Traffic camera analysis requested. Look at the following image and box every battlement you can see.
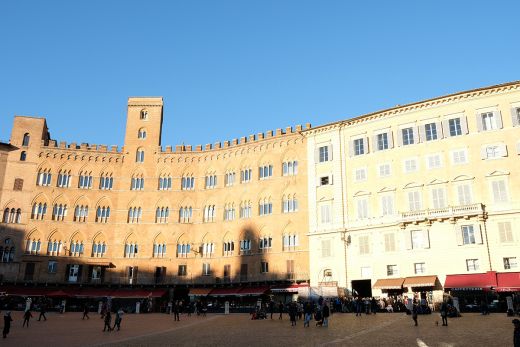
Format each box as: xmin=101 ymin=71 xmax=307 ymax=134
xmin=42 ymin=139 xmax=123 ymax=154
xmin=160 ymin=123 xmax=311 ymax=153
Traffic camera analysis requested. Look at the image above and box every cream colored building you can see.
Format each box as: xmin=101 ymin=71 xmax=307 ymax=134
xmin=0 ymin=98 xmax=310 ymax=294
xmin=304 ymin=81 xmax=520 ymax=301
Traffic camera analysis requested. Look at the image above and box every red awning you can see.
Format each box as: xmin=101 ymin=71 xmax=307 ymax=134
xmin=496 ymin=272 xmax=520 ymax=292
xmin=444 ymin=271 xmax=498 ymax=290
xmin=238 ymin=286 xmax=270 ymax=296
xmin=110 ymin=289 xmax=166 ymax=298
xmin=271 ymin=284 xmax=309 ymax=293
xmin=189 ymin=288 xmax=213 ymax=296
xmin=209 ymin=287 xmax=242 ymax=296
xmin=75 ymin=288 xmax=114 ymax=298
xmin=46 ymin=290 xmax=71 ymax=297
xmin=1 ymin=286 xmax=50 ymax=297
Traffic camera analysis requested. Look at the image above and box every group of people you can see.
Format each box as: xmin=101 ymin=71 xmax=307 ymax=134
xmin=101 ymin=307 xmax=125 ymax=332
xmin=256 ymin=297 xmax=331 ymax=327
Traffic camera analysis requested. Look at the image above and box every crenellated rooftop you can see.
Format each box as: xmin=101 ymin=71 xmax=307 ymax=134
xmin=41 ymin=139 xmax=123 ymax=154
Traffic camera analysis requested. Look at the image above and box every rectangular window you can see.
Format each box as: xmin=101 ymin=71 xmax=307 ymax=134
xmin=414 ymin=262 xmax=426 ymax=274
xmin=407 ymin=191 xmax=421 ymax=211
xmin=378 ymin=163 xmax=391 ymax=177
xmin=286 ymin=260 xmax=295 ymax=278
xmin=321 ymin=239 xmax=331 ymax=257
xmin=404 ymin=158 xmax=417 ymax=173
xmin=202 ymin=263 xmax=211 ymax=276
xmin=492 ymin=180 xmax=508 ymax=203
xmin=504 ymin=257 xmax=518 ymax=270
xmin=461 ymin=225 xmax=476 ymax=245
xmin=449 ymin=118 xmax=462 ymax=136
xmin=14 ymin=178 xmax=24 ymax=191
xmin=411 ymin=229 xmax=428 ymax=249
xmin=431 ymin=187 xmax=446 ymax=209
xmin=466 ymin=259 xmax=479 ymax=271
xmin=427 ymin=154 xmax=442 ymax=169
xmin=320 ymin=176 xmax=330 ymax=186
xmin=354 ymin=168 xmax=367 ymax=181
xmin=360 ymin=266 xmax=372 ymax=279
xmin=481 ymin=112 xmax=497 ymax=131
xmin=402 ymin=127 xmax=414 ymax=146
xmin=178 ymin=265 xmax=187 ymax=276
xmin=457 ymin=184 xmax=472 ymax=205
xmin=381 ymin=195 xmax=394 ymax=216
xmin=425 ymin=123 xmax=438 ymax=141
xmin=386 ymin=265 xmax=398 ymax=276
xmin=354 ymin=138 xmax=365 ymax=156
xmin=498 ymin=222 xmax=513 ymax=243
xmin=452 ymin=149 xmax=468 ymax=165
xmin=318 ymin=146 xmax=329 ymax=162
xmin=377 ymin=133 xmax=389 ymax=151
xmin=356 ymin=198 xmax=368 ymax=219
xmin=260 ymin=261 xmax=269 ymax=273
xmin=320 ymin=204 xmax=331 ymax=224
xmin=48 ymin=261 xmax=58 ymax=273
xmin=384 ymin=233 xmax=396 ymax=252
xmin=358 ymin=235 xmax=370 ymax=255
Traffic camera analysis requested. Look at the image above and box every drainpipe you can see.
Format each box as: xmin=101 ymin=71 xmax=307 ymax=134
xmin=481 ymin=209 xmax=492 ymax=271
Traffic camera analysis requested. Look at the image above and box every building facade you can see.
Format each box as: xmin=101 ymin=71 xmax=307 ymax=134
xmin=0 ymin=98 xmax=310 ymax=291
xmin=305 ymin=81 xmax=520 ymax=301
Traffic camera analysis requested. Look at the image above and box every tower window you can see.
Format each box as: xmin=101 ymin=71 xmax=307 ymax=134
xmin=22 ymin=133 xmax=30 ymax=146
xmin=140 ymin=109 xmax=148 ymax=120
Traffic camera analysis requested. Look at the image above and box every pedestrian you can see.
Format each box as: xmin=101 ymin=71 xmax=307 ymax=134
xmin=22 ymin=309 xmax=33 ymax=327
xmin=322 ymin=302 xmax=330 ymax=327
xmin=278 ymin=301 xmax=284 ymax=320
xmin=113 ymin=308 xmax=124 ymax=331
xmin=412 ymin=302 xmax=418 ymax=326
xmin=38 ymin=302 xmax=47 ymax=321
xmin=371 ymin=297 xmax=378 ymax=315
xmin=173 ymin=301 xmax=180 ymax=321
xmin=103 ymin=311 xmax=112 ymax=332
xmin=355 ymin=297 xmax=362 ymax=317
xmin=512 ymin=319 xmax=520 ymax=347
xmin=3 ymin=311 xmax=13 ymax=338
xmin=304 ymin=302 xmax=313 ymax=327
xmin=289 ymin=302 xmax=297 ymax=326
xmin=83 ymin=303 xmax=90 ymax=320
xmin=440 ymin=300 xmax=448 ymax=326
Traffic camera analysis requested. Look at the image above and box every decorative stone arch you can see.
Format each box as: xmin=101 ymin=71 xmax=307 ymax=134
xmin=72 ymin=194 xmax=91 ymax=207
xmin=485 ymin=170 xmax=510 ymax=177
xmin=403 ymin=182 xmax=424 ymax=189
xmin=51 ymin=193 xmax=70 ymax=206
xmin=92 ymin=231 xmax=107 ymax=244
xmin=77 ymin=163 xmax=94 ymax=176
xmin=2 ymin=198 xmax=18 ymax=210
xmin=26 ymin=228 xmax=43 ymax=241
xmin=154 ymin=197 xmax=171 ymax=209
xmin=36 ymin=160 xmax=54 ymax=172
xmin=69 ymin=230 xmax=86 ymax=244
xmin=94 ymin=196 xmax=112 ymax=208
xmin=126 ymin=197 xmax=143 ymax=209
xmin=124 ymin=232 xmax=138 ymax=244
xmin=176 ymin=232 xmax=189 ymax=244
xmin=452 ymin=174 xmax=475 ymax=182
xmin=353 ymin=190 xmax=371 ymax=197
xmin=152 ymin=232 xmax=167 ymax=244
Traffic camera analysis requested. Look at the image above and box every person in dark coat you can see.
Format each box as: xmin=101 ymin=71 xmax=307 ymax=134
xmin=3 ymin=312 xmax=13 ymax=338
xmin=322 ymin=302 xmax=330 ymax=327
xmin=412 ymin=303 xmax=418 ymax=326
xmin=103 ymin=311 xmax=112 ymax=332
xmin=289 ymin=302 xmax=297 ymax=326
xmin=278 ymin=301 xmax=284 ymax=320
xmin=83 ymin=303 xmax=90 ymax=320
xmin=355 ymin=297 xmax=362 ymax=317
xmin=513 ymin=319 xmax=520 ymax=347
xmin=303 ymin=302 xmax=313 ymax=327
xmin=22 ymin=309 xmax=33 ymax=327
xmin=440 ymin=301 xmax=448 ymax=326
xmin=38 ymin=302 xmax=47 ymax=321
xmin=173 ymin=301 xmax=180 ymax=321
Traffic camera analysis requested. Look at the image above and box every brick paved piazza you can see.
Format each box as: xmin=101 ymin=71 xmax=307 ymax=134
xmin=1 ymin=311 xmax=515 ymax=347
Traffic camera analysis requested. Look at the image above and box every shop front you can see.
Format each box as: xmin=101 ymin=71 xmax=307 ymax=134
xmin=444 ymin=271 xmax=498 ymax=312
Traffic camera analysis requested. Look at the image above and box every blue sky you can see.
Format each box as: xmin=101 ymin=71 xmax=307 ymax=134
xmin=1 ymin=0 xmax=519 ymax=147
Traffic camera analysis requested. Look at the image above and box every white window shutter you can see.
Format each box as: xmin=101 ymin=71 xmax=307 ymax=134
xmin=475 ymin=113 xmax=483 ymax=132
xmin=517 ymin=141 xmax=520 ymax=154
xmin=372 ymin=134 xmax=378 ymax=152
xmin=455 ymin=226 xmax=463 ymax=246
xmin=418 ymin=125 xmax=425 ymax=143
xmin=404 ymin=230 xmax=412 ymax=250
xmin=412 ymin=126 xmax=418 ymax=144
xmin=436 ymin=121 xmax=444 ymax=139
xmin=495 ymin=110 xmax=503 ymax=129
xmin=364 ymin=137 xmax=369 ymax=154
xmin=442 ymin=120 xmax=449 ymax=137
xmin=512 ymin=107 xmax=520 ymax=127
xmin=475 ymin=225 xmax=483 ymax=244
xmin=314 ymin=148 xmax=319 ymax=163
xmin=388 ymin=131 xmax=394 ymax=149
xmin=349 ymin=140 xmax=354 ymax=157
xmin=461 ymin=115 xmax=469 ymax=134
xmin=397 ymin=129 xmax=403 ymax=147
xmin=499 ymin=144 xmax=508 ymax=157
xmin=480 ymin=146 xmax=488 ymax=160
xmin=424 ymin=229 xmax=430 ymax=249
xmin=328 ymin=145 xmax=333 ymax=160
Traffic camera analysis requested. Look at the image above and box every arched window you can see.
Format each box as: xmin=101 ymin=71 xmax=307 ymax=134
xmin=57 ymin=170 xmax=71 ymax=188
xmin=223 ymin=240 xmax=234 ymax=256
xmin=69 ymin=239 xmax=84 ymax=257
xmin=136 ymin=148 xmax=145 ymax=163
xmin=127 ymin=207 xmax=142 ymax=223
xmin=20 ymin=151 xmax=27 ymax=161
xmin=140 ymin=109 xmax=148 ymax=120
xmin=100 ymin=173 xmax=114 ymax=190
xmin=22 ymin=133 xmax=30 ymax=146
xmin=92 ymin=241 xmax=107 ymax=257
xmin=2 ymin=209 xmax=8 ymax=223
xmin=153 ymin=242 xmax=167 ymax=258
xmin=131 ymin=174 xmax=144 ymax=190
xmin=1 ymin=239 xmax=15 ymax=263
xmin=96 ymin=206 xmax=110 ymax=223
xmin=31 ymin=202 xmax=47 ymax=220
xmin=47 ymin=239 xmax=63 ymax=256
xmin=26 ymin=238 xmax=42 ymax=254
xmin=138 ymin=128 xmax=147 ymax=139
xmin=52 ymin=203 xmax=68 ymax=221
xmin=176 ymin=243 xmax=190 ymax=258
xmin=78 ymin=171 xmax=93 ymax=189
xmin=73 ymin=205 xmax=88 ymax=222
xmin=124 ymin=242 xmax=139 ymax=258
xmin=36 ymin=169 xmax=52 ymax=186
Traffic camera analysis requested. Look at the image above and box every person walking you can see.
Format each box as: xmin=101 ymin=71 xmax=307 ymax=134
xmin=22 ymin=309 xmax=33 ymax=327
xmin=322 ymin=302 xmax=330 ymax=327
xmin=304 ymin=302 xmax=313 ymax=327
xmin=289 ymin=302 xmax=297 ymax=326
xmin=512 ymin=319 xmax=520 ymax=347
xmin=278 ymin=301 xmax=284 ymax=320
xmin=83 ymin=303 xmax=90 ymax=320
xmin=113 ymin=308 xmax=124 ymax=331
xmin=412 ymin=302 xmax=418 ymax=326
xmin=440 ymin=300 xmax=448 ymax=326
xmin=103 ymin=311 xmax=112 ymax=332
xmin=3 ymin=312 xmax=13 ymax=338
xmin=38 ymin=302 xmax=47 ymax=321
xmin=355 ymin=297 xmax=362 ymax=317
xmin=173 ymin=301 xmax=180 ymax=321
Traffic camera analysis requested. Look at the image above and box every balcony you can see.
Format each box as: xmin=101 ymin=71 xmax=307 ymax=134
xmin=400 ymin=203 xmax=485 ymax=226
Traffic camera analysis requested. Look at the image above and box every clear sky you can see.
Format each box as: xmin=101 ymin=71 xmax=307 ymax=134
xmin=1 ymin=0 xmax=519 ymax=147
